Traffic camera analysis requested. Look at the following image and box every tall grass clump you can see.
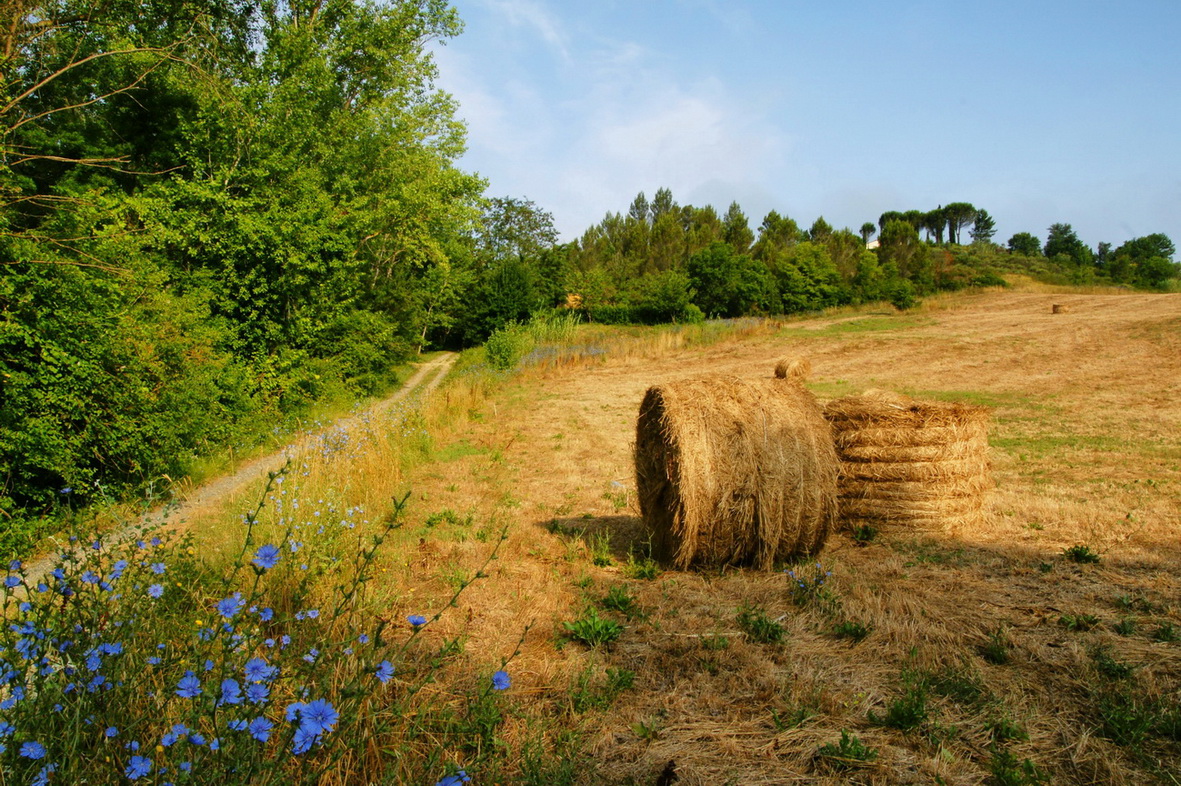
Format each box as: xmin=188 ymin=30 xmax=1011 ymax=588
xmin=483 ymin=311 xmax=583 ymax=372
xmin=0 ymin=470 xmax=525 ymax=785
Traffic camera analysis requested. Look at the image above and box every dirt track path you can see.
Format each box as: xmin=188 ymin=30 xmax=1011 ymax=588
xmin=25 ymin=352 xmax=456 ymax=578
xmin=174 ymin=352 xmax=456 ymax=515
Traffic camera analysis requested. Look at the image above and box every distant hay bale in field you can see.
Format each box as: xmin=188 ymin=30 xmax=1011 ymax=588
xmin=774 ymin=356 xmax=811 ymax=381
xmin=634 ymin=361 xmax=839 ymax=570
xmin=1052 ymin=304 xmax=1069 ymax=314
xmin=824 ymin=392 xmax=991 ymax=532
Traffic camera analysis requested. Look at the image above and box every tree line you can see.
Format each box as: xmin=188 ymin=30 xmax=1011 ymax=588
xmin=471 ymin=191 xmax=1178 ymax=331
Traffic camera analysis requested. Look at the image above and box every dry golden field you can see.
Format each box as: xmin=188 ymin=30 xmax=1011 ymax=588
xmin=188 ymin=290 xmax=1181 ymax=784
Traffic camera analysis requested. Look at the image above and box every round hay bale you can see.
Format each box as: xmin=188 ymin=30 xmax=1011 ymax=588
xmin=824 ymin=392 xmax=991 ymax=532
xmin=634 ymin=368 xmax=838 ymax=570
xmin=774 ymin=356 xmax=811 ymax=381
xmin=1052 ymin=304 xmax=1069 ymax=314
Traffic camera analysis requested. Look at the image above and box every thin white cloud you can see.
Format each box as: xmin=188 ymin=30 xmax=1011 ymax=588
xmin=588 ymin=85 xmax=786 ymax=195
xmin=437 ymin=5 xmax=793 ymax=238
xmin=479 ymin=0 xmax=569 ymax=61
xmin=432 ymin=46 xmax=553 ymax=161
xmin=675 ymin=0 xmax=757 ymax=36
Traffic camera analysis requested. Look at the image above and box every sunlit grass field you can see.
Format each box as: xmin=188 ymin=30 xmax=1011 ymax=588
xmin=9 ymin=287 xmax=1179 ymax=785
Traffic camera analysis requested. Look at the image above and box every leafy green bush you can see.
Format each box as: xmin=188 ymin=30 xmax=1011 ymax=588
xmin=483 ymin=322 xmax=535 ymax=371
xmin=988 ymin=746 xmax=1048 ymax=785
xmin=816 ymin=729 xmax=878 ymax=769
xmin=583 ymin=304 xmax=636 ymax=325
xmin=563 ymin=608 xmax=624 ymax=647
xmin=887 ymin=278 xmax=917 ymax=311
xmin=1062 ymin=544 xmax=1101 ymax=564
xmin=632 ymin=270 xmax=700 ymax=324
xmin=736 ymin=604 xmax=785 ymax=644
xmin=831 ymin=619 xmax=872 ymax=642
xmin=869 ymin=678 xmax=928 ymax=731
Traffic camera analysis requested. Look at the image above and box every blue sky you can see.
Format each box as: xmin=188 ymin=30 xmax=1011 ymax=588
xmin=431 ymin=1 xmax=1180 ymax=250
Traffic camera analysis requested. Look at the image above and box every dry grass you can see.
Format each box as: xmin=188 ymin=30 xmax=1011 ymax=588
xmin=174 ymin=291 xmax=1181 ymax=783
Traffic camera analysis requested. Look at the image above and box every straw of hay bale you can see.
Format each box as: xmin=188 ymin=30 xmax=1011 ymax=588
xmin=774 ymin=356 xmax=811 ymax=381
xmin=839 ymin=496 xmax=984 ymax=520
xmin=840 ymin=477 xmax=993 ymax=501
xmin=1052 ymin=303 xmax=1069 ymax=314
xmin=823 ymin=391 xmax=991 ymax=532
xmin=834 ymin=424 xmax=986 ymax=449
xmin=634 ymin=360 xmax=839 ymax=570
xmin=840 ymin=458 xmax=987 ymax=483
xmin=836 ymin=438 xmax=987 ymax=463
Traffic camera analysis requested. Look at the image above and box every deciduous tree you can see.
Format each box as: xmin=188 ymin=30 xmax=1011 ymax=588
xmin=1007 ymin=232 xmax=1041 ymax=256
xmin=1044 ymin=223 xmax=1093 ymax=267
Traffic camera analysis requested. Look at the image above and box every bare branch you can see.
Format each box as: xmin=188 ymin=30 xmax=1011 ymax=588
xmin=1 ymin=258 xmax=130 ymax=276
xmin=1 ymin=45 xmax=176 ymax=118
xmin=4 ymin=56 xmax=166 ymax=134
xmin=7 ymin=153 xmax=130 ymax=166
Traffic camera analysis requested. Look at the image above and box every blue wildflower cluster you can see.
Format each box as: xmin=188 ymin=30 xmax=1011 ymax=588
xmin=785 ymin=561 xmax=834 ymax=606
xmin=0 ymin=472 xmax=520 ymax=784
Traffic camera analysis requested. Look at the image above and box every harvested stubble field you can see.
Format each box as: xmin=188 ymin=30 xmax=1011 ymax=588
xmin=193 ymin=290 xmax=1181 ymax=784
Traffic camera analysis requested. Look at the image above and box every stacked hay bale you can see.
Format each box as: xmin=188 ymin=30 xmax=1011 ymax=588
xmin=634 ymin=358 xmax=839 ymax=570
xmin=824 ymin=391 xmax=991 ymax=532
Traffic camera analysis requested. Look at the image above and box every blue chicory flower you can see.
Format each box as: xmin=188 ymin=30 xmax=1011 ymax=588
xmin=245 ymin=683 xmax=269 ymax=704
xmin=176 ymin=672 xmax=201 ymax=699
xmin=244 ymin=657 xmax=276 ymax=683
xmin=492 ymin=670 xmax=511 ymax=691
xmin=291 ymin=725 xmax=319 ymax=755
xmin=219 ymin=679 xmax=243 ymax=705
xmin=217 ymin=593 xmax=245 ymax=619
xmin=252 ymin=544 xmax=281 ymax=570
xmin=299 ymin=699 xmax=338 ymax=735
xmin=125 ymin=755 xmax=151 ymax=780
xmin=20 ymin=741 xmax=47 ymax=759
xmin=408 ymin=614 xmax=427 ymax=627
xmin=375 ymin=661 xmax=395 ymax=684
xmin=248 ymin=716 xmax=273 ymax=742
xmin=31 ymin=763 xmax=55 ymax=786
